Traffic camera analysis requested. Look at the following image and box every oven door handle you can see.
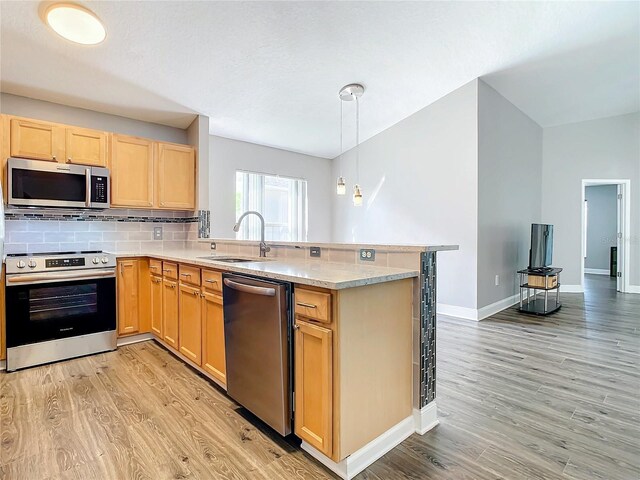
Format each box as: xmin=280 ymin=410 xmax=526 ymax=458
xmin=6 ymin=269 xmax=116 ymax=285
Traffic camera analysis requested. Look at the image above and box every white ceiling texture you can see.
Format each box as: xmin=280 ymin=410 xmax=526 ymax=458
xmin=1 ymin=1 xmax=638 ymax=158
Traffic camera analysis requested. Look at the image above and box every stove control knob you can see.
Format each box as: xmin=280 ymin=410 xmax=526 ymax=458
xmin=101 ymin=257 xmax=110 ymax=264
xmin=28 ymin=259 xmax=37 ymax=268
xmin=92 ymin=257 xmax=100 ymax=265
xmin=16 ymin=260 xmax=26 ymax=269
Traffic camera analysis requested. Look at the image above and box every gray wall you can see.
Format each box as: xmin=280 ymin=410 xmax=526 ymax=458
xmin=0 ymin=93 xmax=188 ymax=144
xmin=477 ymin=80 xmax=543 ymax=308
xmin=585 ymin=185 xmax=618 ymax=271
xmin=331 ymin=80 xmax=479 ymax=309
xmin=209 ymin=135 xmax=333 ymax=242
xmin=542 ymin=113 xmax=639 ymax=287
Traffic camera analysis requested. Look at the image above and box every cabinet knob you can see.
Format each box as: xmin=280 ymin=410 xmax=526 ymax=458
xmin=52 ymin=155 xmax=56 ymax=160
xmin=293 ymin=324 xmax=300 ymax=330
xmin=67 ymin=158 xmax=72 ymax=163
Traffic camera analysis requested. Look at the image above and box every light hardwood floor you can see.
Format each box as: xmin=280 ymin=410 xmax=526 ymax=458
xmin=1 ymin=276 xmax=638 ymax=479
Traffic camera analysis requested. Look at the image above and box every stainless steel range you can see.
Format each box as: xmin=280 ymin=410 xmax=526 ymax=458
xmin=5 ymin=250 xmax=117 ymax=371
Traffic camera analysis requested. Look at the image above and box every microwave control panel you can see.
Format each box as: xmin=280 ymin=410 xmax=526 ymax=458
xmin=91 ymin=176 xmax=108 ymax=203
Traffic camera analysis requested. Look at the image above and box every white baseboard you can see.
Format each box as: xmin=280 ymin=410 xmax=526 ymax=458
xmin=561 ymin=284 xmax=584 ymax=293
xmin=437 ymin=303 xmax=478 ymax=321
xmin=117 ymin=333 xmax=154 ymax=347
xmin=301 ymin=415 xmax=415 ymax=480
xmin=628 ymin=285 xmax=640 ymax=294
xmin=413 ymin=401 xmax=439 ymax=435
xmin=0 ymin=360 xmax=5 ymax=372
xmin=584 ymin=268 xmax=610 ymax=275
xmin=438 ymin=292 xmax=533 ymax=322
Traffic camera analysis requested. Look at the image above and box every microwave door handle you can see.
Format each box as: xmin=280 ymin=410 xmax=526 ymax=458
xmin=85 ymin=168 xmax=91 ymax=207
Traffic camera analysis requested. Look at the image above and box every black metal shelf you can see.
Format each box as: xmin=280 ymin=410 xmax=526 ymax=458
xmin=519 ymin=283 xmax=561 ymax=291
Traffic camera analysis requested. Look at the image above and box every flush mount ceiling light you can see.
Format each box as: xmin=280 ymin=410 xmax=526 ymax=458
xmin=335 ymin=83 xmax=365 ymax=205
xmin=43 ymin=3 xmax=106 ymax=45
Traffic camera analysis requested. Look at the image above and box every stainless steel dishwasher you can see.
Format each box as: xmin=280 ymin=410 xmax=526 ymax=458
xmin=222 ymin=274 xmax=292 ymax=435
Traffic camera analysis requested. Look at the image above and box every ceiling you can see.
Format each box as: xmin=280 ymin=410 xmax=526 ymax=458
xmin=1 ymin=1 xmax=638 ymax=158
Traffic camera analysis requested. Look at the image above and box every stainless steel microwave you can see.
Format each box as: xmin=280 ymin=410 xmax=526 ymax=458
xmin=7 ymin=157 xmax=110 ymax=209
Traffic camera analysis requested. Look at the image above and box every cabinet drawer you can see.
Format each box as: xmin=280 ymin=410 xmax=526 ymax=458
xmin=179 ymin=264 xmax=201 ymax=286
xmin=149 ymin=259 xmax=163 ymax=276
xmin=295 ymin=288 xmax=332 ymax=324
xmin=162 ymin=262 xmax=178 ymax=280
xmin=202 ymin=270 xmax=223 ymax=293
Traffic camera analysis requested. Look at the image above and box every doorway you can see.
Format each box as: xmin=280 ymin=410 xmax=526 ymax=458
xmin=581 ymin=179 xmax=631 ymax=294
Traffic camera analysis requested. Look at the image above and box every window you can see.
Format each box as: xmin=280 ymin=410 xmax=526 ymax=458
xmin=235 ymin=171 xmax=308 ymax=242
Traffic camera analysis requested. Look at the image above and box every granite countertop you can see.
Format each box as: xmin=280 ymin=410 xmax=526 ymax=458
xmin=197 ymin=238 xmax=459 ymax=253
xmin=114 ymin=249 xmax=419 ymax=290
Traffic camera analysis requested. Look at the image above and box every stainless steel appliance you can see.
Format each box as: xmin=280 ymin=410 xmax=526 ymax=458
xmin=5 ymin=250 xmax=117 ymax=371
xmin=223 ymin=274 xmax=292 ymax=435
xmin=7 ymin=157 xmax=110 ymax=209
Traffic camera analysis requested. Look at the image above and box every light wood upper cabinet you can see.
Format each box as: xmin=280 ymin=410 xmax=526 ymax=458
xmin=65 ymin=127 xmax=107 ymax=167
xmin=157 ymin=142 xmax=196 ymax=210
xmin=179 ymin=283 xmax=202 ymax=364
xmin=162 ymin=279 xmax=179 ymax=350
xmin=10 ymin=118 xmax=64 ymax=162
xmin=117 ymin=259 xmax=140 ymax=335
xmin=110 ymin=135 xmax=155 ymax=208
xmin=150 ymin=274 xmax=163 ymax=338
xmin=202 ymin=291 xmax=226 ymax=385
xmin=294 ymin=319 xmax=333 ymax=457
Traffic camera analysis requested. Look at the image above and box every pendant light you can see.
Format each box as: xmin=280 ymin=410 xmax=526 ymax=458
xmin=337 ymin=83 xmax=365 ymax=206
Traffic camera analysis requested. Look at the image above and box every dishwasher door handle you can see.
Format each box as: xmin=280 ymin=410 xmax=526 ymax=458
xmin=224 ymin=278 xmax=276 ymax=296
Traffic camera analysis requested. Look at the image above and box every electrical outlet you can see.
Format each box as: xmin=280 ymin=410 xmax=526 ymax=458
xmin=153 ymin=226 xmax=163 ymax=240
xmin=210 ymin=242 xmax=217 ymax=250
xmin=310 ymin=246 xmax=321 ymax=258
xmin=360 ymin=249 xmax=376 ymax=261
xmin=495 ymin=274 xmax=500 ymax=286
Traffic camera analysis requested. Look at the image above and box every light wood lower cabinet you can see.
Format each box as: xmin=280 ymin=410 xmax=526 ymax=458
xmin=150 ymin=275 xmax=163 ymax=337
xmin=201 ymin=291 xmax=226 ymax=385
xmin=179 ymin=283 xmax=202 ymax=364
xmin=117 ymin=259 xmax=140 ymax=335
xmin=163 ymin=279 xmax=179 ymax=350
xmin=294 ymin=319 xmax=333 ymax=456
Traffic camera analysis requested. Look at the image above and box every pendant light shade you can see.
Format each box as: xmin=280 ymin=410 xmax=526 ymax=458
xmin=353 ymin=184 xmax=363 ymax=207
xmin=337 ymin=176 xmax=346 ymax=195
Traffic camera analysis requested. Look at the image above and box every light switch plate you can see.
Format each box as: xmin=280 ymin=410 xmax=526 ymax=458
xmin=310 ymin=246 xmax=321 ymax=258
xmin=360 ymin=248 xmax=376 ymax=261
xmin=153 ymin=226 xmax=163 ymax=240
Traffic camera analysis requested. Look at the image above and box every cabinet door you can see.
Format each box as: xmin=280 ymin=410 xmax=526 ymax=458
xmin=10 ymin=118 xmax=64 ymax=162
xmin=150 ymin=275 xmax=163 ymax=337
xmin=110 ymin=135 xmax=154 ymax=208
xmin=294 ymin=320 xmax=333 ymax=456
xmin=117 ymin=260 xmax=140 ymax=335
xmin=201 ymin=291 xmax=226 ymax=385
xmin=156 ymin=143 xmax=195 ymax=210
xmin=162 ymin=279 xmax=179 ymax=350
xmin=65 ymin=127 xmax=107 ymax=167
xmin=179 ymin=284 xmax=202 ymax=365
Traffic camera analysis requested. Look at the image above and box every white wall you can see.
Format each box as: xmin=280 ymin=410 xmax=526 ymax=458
xmin=331 ymin=80 xmax=479 ymax=309
xmin=542 ymin=113 xmax=639 ymax=288
xmin=0 ymin=93 xmax=188 ymax=144
xmin=585 ymin=185 xmax=618 ymax=271
xmin=209 ymin=135 xmax=332 ymax=242
xmin=477 ymin=80 xmax=542 ymax=308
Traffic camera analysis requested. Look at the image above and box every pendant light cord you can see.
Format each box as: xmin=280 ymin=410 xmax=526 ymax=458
xmin=339 ymin=99 xmax=343 ymax=175
xmin=355 ymin=94 xmax=360 ymax=184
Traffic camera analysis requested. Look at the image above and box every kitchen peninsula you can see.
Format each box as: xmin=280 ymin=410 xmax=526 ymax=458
xmin=111 ymin=240 xmax=457 ymax=479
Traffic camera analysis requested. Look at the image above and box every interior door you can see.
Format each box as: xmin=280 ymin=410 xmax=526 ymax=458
xmin=616 ymin=184 xmax=624 ymax=292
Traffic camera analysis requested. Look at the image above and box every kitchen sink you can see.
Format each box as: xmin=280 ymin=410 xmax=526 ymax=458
xmin=197 ymin=256 xmax=267 ymax=263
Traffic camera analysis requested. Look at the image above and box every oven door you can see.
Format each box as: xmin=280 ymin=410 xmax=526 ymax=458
xmin=5 ymin=274 xmax=116 ymax=348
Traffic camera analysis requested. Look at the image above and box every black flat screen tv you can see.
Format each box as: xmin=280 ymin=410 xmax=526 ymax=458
xmin=529 ymin=224 xmax=553 ymax=270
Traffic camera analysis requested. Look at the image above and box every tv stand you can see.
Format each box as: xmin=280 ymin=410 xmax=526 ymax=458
xmin=517 ymin=267 xmax=562 ymax=316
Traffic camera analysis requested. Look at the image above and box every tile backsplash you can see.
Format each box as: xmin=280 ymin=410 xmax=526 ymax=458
xmin=4 ymin=208 xmax=198 ymax=255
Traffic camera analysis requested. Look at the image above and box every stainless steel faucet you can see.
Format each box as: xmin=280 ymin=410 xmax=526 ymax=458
xmin=233 ymin=211 xmax=271 ymax=257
